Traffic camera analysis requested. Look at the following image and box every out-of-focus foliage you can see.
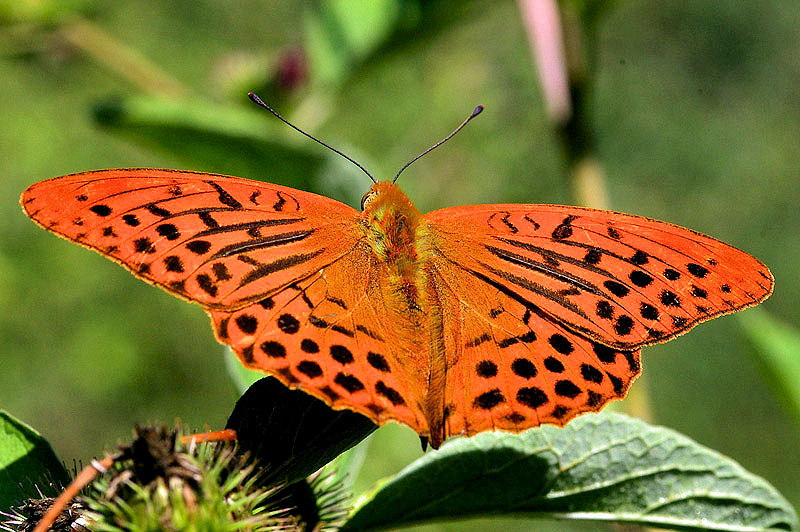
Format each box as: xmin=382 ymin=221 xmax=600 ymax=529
xmin=1 ymin=2 xmax=798 ymax=530
xmin=738 ymin=309 xmax=800 ymax=432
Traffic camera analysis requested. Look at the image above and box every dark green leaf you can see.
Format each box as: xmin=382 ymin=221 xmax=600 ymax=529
xmin=0 ymin=411 xmax=69 ymax=511
xmin=92 ymin=95 xmax=325 ymax=189
xmin=341 ymin=413 xmax=798 ymax=531
xmin=225 ymin=377 xmax=377 ymax=488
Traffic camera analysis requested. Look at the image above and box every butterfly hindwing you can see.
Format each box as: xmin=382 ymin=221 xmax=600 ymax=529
xmin=21 ymin=169 xmax=362 ymax=310
xmin=208 ymin=242 xmax=430 ymax=432
xmin=426 ymin=257 xmax=641 ymax=441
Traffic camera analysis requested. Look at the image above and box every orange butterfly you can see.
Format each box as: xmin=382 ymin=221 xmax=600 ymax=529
xmin=21 ymin=100 xmax=773 ymax=449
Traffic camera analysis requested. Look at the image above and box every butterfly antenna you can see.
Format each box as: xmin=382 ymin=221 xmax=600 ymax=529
xmin=392 ymin=105 xmax=484 ymax=184
xmin=248 ymin=93 xmax=377 ymax=183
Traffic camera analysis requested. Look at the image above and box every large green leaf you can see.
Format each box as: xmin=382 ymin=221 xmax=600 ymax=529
xmin=737 ymin=308 xmax=800 ymax=430
xmin=0 ymin=411 xmax=69 ymax=511
xmin=341 ymin=413 xmax=797 ymax=531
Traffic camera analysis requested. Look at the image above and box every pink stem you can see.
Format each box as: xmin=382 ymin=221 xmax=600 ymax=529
xmin=517 ymin=0 xmax=571 ymax=125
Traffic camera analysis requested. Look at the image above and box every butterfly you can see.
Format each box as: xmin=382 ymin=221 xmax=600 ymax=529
xmin=21 ymin=101 xmax=773 ymax=449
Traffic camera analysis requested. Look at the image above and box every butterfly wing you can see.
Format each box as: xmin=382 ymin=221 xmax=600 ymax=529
xmin=426 ymin=257 xmax=642 ymax=442
xmin=425 ymin=204 xmax=773 ymax=349
xmin=23 ymin=169 xmax=430 ymax=432
xmin=21 ymin=169 xmax=361 ymax=310
xmin=422 ymin=204 xmax=772 ymax=442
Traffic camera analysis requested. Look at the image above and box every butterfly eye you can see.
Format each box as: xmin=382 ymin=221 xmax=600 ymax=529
xmin=361 ymin=190 xmax=377 ymax=210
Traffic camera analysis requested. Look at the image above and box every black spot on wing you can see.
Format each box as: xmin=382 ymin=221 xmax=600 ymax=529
xmin=196 ymin=274 xmax=218 ymax=297
xmin=156 ymin=223 xmax=180 ymax=241
xmin=300 ymin=339 xmax=319 ymax=353
xmin=164 ymin=256 xmax=184 ymax=272
xmin=687 ymin=263 xmax=709 ymax=278
xmin=555 ymin=380 xmax=581 ymax=398
xmin=376 ymin=381 xmax=405 ymax=405
xmin=330 ymin=345 xmax=354 ymax=364
xmin=517 ymin=387 xmax=548 ymax=408
xmin=584 ymin=248 xmax=602 ymax=264
xmin=261 ymin=341 xmax=286 ymax=358
xmin=297 ymin=361 xmax=323 ymax=378
xmin=614 ymin=315 xmax=634 ymax=335
xmin=235 ymin=314 xmax=258 ymax=334
xmin=90 ymin=204 xmax=112 ymax=216
xmin=544 ymin=356 xmax=564 ymax=373
xmin=367 ymin=352 xmax=390 ymax=372
xmin=604 ymin=280 xmax=630 ymax=298
xmin=187 ymin=240 xmax=211 ymax=255
xmin=596 ymin=300 xmax=614 ymax=320
xmin=335 ymin=373 xmax=365 ymax=393
xmin=630 ymin=250 xmax=649 ymax=265
xmin=548 ymin=334 xmax=573 ymax=355
xmin=476 ymin=360 xmax=498 ymax=378
xmin=134 ymin=237 xmax=156 ymax=254
xmin=661 ymin=290 xmax=681 ymax=307
xmin=473 ymin=389 xmax=505 ymax=410
xmin=511 ymin=358 xmax=537 ymax=379
xmin=552 ymin=215 xmax=576 ymax=240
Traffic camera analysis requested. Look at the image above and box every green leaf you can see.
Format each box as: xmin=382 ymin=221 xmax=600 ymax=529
xmin=223 ymin=346 xmax=265 ymax=395
xmin=737 ymin=307 xmax=800 ymax=430
xmin=324 ymin=434 xmax=372 ymax=494
xmin=92 ymin=95 xmax=326 ymax=188
xmin=226 ymin=377 xmax=377 ymax=488
xmin=341 ymin=413 xmax=798 ymax=532
xmin=304 ymin=0 xmax=401 ymax=85
xmin=0 ymin=411 xmax=70 ymax=511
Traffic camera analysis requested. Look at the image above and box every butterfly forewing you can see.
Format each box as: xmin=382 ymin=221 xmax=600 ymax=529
xmin=424 ymin=204 xmax=773 ymax=350
xmin=21 ymin=169 xmax=361 ymax=310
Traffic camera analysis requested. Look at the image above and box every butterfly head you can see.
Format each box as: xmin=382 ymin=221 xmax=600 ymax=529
xmin=360 ymin=181 xmax=417 ymax=217
xmin=360 ymin=181 xmax=423 ymax=255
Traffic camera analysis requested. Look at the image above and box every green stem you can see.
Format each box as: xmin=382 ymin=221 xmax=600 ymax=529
xmin=57 ymin=14 xmax=190 ymax=98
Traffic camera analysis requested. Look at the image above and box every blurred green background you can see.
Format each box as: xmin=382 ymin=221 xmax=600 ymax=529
xmin=1 ymin=1 xmax=798 ymax=530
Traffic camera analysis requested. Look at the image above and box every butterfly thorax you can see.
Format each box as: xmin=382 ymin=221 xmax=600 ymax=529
xmin=360 ymin=182 xmax=427 ymax=316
